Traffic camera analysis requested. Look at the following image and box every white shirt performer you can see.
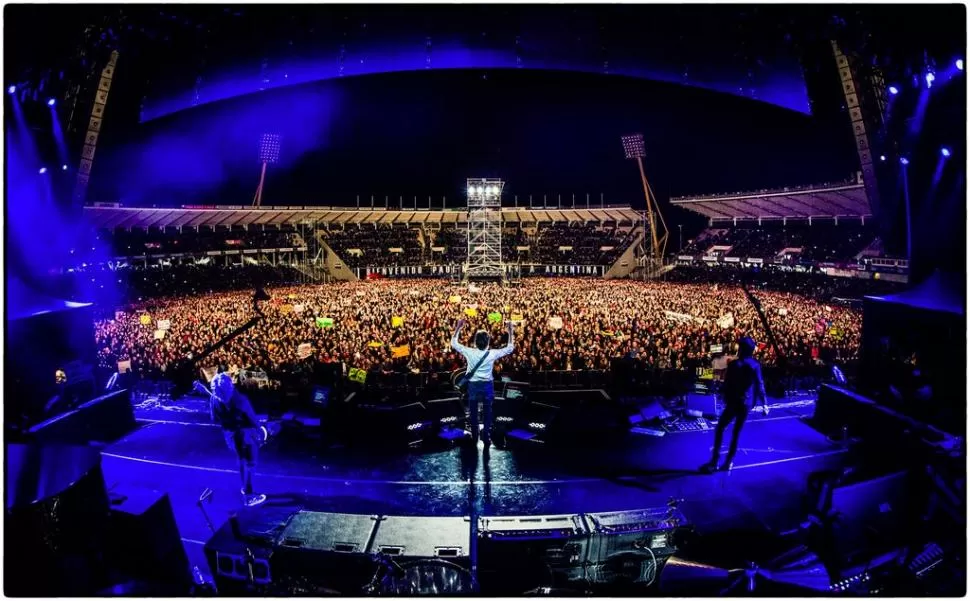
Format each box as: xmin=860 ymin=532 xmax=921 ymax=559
xmin=451 ymin=319 xmax=514 ymax=446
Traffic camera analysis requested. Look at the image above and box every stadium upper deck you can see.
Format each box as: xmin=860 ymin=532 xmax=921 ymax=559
xmin=670 ymin=176 xmax=871 ymax=222
xmin=83 ymin=205 xmax=643 ymax=230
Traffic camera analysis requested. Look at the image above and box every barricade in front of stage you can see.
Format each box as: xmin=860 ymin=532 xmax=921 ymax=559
xmin=204 ymin=505 xmax=691 ymax=595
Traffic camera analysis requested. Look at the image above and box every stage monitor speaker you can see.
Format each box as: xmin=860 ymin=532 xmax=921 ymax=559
xmin=685 ymin=393 xmax=720 ymax=419
xmin=371 ymin=515 xmax=470 ymax=561
xmin=26 ymin=388 xmax=135 ymax=444
xmin=272 ymin=511 xmax=379 ymax=594
xmin=5 ymin=444 xmax=111 ymax=596
xmin=107 ymin=486 xmax=192 ymax=592
xmin=478 ymin=514 xmax=590 ymax=594
xmin=824 ymin=470 xmax=914 ymax=566
xmin=204 ymin=518 xmax=275 ymax=596
xmin=352 ymin=401 xmax=430 ymax=446
xmin=425 ymin=396 xmax=467 ymax=436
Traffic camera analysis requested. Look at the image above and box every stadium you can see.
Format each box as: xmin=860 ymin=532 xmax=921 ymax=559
xmin=5 ymin=4 xmax=966 ymax=597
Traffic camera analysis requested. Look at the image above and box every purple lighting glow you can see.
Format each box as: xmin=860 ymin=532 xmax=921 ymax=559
xmin=900 ymin=157 xmax=910 ymax=166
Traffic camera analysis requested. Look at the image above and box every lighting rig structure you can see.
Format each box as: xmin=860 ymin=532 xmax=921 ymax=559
xmin=621 ymin=133 xmax=668 ymax=269
xmin=465 ymin=178 xmax=505 ymax=280
xmin=253 ymin=133 xmax=281 ymax=208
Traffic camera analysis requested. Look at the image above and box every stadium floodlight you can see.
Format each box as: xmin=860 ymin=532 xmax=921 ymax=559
xmin=253 ymin=133 xmax=281 ymax=208
xmin=258 ymin=133 xmax=281 ymax=164
xmin=621 ymin=133 xmax=646 ymax=159
xmin=620 ymin=133 xmax=667 ymax=267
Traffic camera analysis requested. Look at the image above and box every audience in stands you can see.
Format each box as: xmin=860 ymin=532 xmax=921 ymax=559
xmin=678 ymin=222 xmax=877 ymax=263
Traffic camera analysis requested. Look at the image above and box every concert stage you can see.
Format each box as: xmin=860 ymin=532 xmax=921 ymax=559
xmin=99 ymin=398 xmax=846 ymax=588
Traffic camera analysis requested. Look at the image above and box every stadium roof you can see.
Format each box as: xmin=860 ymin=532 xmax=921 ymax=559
xmin=670 ymin=178 xmax=871 ymax=222
xmin=82 ymin=206 xmax=643 ymax=229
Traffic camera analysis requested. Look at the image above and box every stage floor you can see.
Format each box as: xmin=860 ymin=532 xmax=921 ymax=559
xmin=101 ymin=403 xmax=846 ymax=583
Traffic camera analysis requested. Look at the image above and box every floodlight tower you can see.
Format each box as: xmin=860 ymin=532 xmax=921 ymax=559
xmin=621 ymin=133 xmax=668 ymax=264
xmin=465 ymin=178 xmax=505 ymax=280
xmin=253 ymin=133 xmax=281 ymax=208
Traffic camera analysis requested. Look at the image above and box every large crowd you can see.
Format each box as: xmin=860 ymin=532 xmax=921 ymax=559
xmin=95 ymin=277 xmax=864 ymax=384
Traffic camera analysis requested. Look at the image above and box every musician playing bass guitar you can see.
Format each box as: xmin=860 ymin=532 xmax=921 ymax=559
xmin=451 ymin=319 xmax=515 ymax=448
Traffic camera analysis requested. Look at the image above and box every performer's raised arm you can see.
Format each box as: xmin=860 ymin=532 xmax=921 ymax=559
xmin=495 ymin=321 xmax=515 ymax=358
xmin=451 ymin=319 xmax=466 ymax=352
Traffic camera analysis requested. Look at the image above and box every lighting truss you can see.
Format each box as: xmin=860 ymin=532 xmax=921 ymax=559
xmin=465 ymin=177 xmax=505 ymax=279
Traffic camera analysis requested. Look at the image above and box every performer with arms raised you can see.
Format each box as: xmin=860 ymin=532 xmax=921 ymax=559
xmin=451 ymin=319 xmax=514 ymax=448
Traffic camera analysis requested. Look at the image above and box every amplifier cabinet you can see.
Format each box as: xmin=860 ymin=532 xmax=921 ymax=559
xmin=371 ymin=516 xmax=471 ymax=561
xmin=478 ymin=514 xmax=591 ymax=593
xmin=271 ymin=511 xmax=379 ymax=594
xmin=585 ymin=507 xmax=687 ymax=587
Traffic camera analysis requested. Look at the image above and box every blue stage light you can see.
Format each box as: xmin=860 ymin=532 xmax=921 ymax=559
xmin=38 ymin=167 xmax=47 ymax=174
xmin=888 ymin=85 xmax=899 ymax=95
xmin=941 ymin=147 xmax=951 ymax=158
xmin=47 ymin=97 xmax=56 ymax=106
xmin=925 ymin=72 xmax=935 ymax=88
xmin=7 ymin=85 xmax=15 ymax=94
xmin=879 ymin=155 xmax=886 ymax=161
xmin=900 ymin=157 xmax=910 ymax=166
xmin=957 ymin=59 xmax=964 ymax=71
xmin=62 ymin=164 xmax=68 ymax=170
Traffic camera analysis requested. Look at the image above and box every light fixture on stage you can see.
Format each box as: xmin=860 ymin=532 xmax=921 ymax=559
xmin=888 ymin=85 xmax=899 ymax=95
xmin=941 ymin=147 xmax=951 ymax=158
xmin=7 ymin=85 xmax=15 ymax=94
xmin=925 ymin=72 xmax=935 ymax=88
xmin=61 ymin=164 xmax=68 ymax=171
xmin=956 ymin=59 xmax=964 ymax=71
xmin=47 ymin=98 xmax=56 ymax=106
xmin=879 ymin=155 xmax=886 ymax=161
xmin=900 ymin=157 xmax=910 ymax=165
xmin=38 ymin=167 xmax=47 ymax=174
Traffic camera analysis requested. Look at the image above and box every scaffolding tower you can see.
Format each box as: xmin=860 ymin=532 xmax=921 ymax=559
xmin=465 ymin=178 xmax=505 ymax=280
